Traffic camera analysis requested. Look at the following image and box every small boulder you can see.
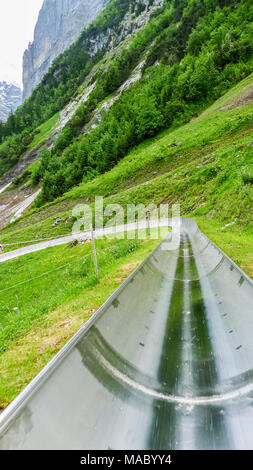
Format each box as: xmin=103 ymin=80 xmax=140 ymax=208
xmin=52 ymin=217 xmax=62 ymax=228
xmin=68 ymin=239 xmax=79 ymax=248
xmin=64 ymin=215 xmax=73 ymax=225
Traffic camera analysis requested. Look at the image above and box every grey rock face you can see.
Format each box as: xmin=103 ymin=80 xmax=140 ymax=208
xmin=22 ymin=0 xmax=110 ymax=101
xmin=0 ymin=82 xmax=22 ymax=122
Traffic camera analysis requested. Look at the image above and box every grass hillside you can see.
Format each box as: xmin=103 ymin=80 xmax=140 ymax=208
xmin=0 ymin=71 xmax=252 ymax=263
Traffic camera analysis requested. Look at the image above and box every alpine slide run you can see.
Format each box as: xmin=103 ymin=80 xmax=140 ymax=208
xmin=0 ymin=219 xmax=252 ymax=450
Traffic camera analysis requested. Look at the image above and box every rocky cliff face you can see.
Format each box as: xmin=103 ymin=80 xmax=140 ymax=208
xmin=22 ymin=0 xmax=110 ymax=101
xmin=0 ymin=82 xmax=22 ymax=122
xmin=80 ymin=0 xmax=164 ymax=59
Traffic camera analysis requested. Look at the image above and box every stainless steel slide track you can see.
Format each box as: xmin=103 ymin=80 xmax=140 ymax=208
xmin=0 ymin=219 xmax=252 ymax=450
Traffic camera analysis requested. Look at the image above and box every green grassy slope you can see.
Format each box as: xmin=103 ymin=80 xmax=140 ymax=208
xmin=1 ymin=72 xmax=252 ymax=234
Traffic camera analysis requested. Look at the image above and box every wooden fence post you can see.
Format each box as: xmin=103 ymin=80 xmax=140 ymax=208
xmin=90 ymin=224 xmax=99 ymax=281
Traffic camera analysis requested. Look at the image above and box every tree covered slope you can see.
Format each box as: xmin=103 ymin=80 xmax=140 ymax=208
xmin=0 ymin=0 xmax=162 ymax=175
xmin=33 ymin=0 xmax=253 ymax=205
xmin=1 ymin=0 xmax=253 ymax=197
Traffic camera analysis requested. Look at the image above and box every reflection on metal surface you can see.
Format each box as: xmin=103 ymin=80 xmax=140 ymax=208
xmin=0 ymin=219 xmax=252 ymax=450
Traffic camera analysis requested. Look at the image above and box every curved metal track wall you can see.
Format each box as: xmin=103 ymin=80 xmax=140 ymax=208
xmin=0 ymin=219 xmax=252 ymax=450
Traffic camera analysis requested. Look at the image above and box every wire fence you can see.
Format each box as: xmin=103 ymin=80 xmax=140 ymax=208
xmin=0 ymin=253 xmax=90 ymax=295
xmin=0 ymin=221 xmax=159 ymax=295
xmin=0 ymin=242 xmax=138 ymax=295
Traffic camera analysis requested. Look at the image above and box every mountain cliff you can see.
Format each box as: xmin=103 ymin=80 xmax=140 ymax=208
xmin=22 ymin=0 xmax=110 ymax=101
xmin=0 ymin=82 xmax=22 ymax=122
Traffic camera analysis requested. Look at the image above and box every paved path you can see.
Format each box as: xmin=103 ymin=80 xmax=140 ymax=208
xmin=0 ymin=220 xmax=172 ymax=263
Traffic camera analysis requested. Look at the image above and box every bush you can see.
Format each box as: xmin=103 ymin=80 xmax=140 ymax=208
xmin=242 ymin=167 xmax=253 ymax=185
